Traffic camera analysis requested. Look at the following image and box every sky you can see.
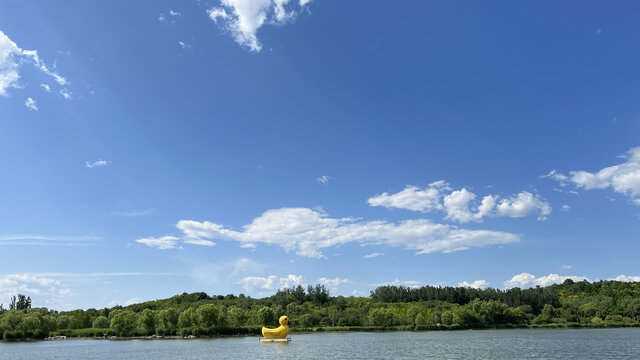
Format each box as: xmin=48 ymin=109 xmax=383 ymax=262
xmin=1 ymin=0 xmax=640 ymax=310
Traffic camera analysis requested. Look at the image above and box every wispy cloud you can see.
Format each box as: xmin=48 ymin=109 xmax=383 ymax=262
xmin=135 ymin=236 xmax=179 ymax=250
xmin=371 ymin=279 xmax=421 ymax=287
xmin=23 ymin=272 xmax=176 ymax=278
xmin=363 ymin=252 xmax=383 ymax=259
xmin=159 ymin=9 xmax=181 ymax=23
xmin=108 ymin=298 xmax=141 ymax=307
xmin=85 ymin=159 xmax=109 ymax=168
xmin=0 ymin=234 xmax=100 ymax=246
xmin=0 ymin=30 xmax=68 ymax=96
xmin=113 ymin=208 xmax=157 ymax=217
xmin=207 ymin=0 xmax=314 ymax=52
xmin=59 ymin=89 xmax=72 ymax=100
xmin=24 ymin=97 xmax=38 ymax=111
xmin=543 ymin=146 xmax=640 ymax=205
xmin=178 ymin=41 xmax=192 ymax=50
xmin=316 ymin=175 xmax=332 ymax=185
xmin=40 ymin=83 xmax=50 ymax=92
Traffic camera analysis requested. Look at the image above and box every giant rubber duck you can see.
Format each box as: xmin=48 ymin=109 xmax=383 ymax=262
xmin=261 ymin=315 xmax=291 ymax=339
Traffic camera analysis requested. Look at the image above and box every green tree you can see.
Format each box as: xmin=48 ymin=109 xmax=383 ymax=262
xmin=257 ymin=306 xmax=275 ymax=326
xmin=368 ymin=308 xmax=394 ymax=326
xmin=407 ymin=305 xmax=421 ymax=325
xmin=93 ymin=316 xmax=110 ymax=329
xmin=41 ymin=315 xmax=57 ymax=333
xmin=138 ymin=309 xmax=156 ymax=335
xmin=110 ymin=310 xmax=138 ymax=336
xmin=196 ymin=304 xmax=219 ymax=328
xmin=56 ymin=314 xmax=70 ymax=329
xmin=156 ymin=308 xmax=180 ymax=333
xmin=178 ymin=307 xmax=198 ymax=329
xmin=20 ymin=313 xmax=42 ymax=332
xmin=441 ymin=311 xmax=454 ymax=325
xmin=1 ymin=311 xmax=24 ymax=331
xmin=227 ymin=306 xmax=248 ymax=327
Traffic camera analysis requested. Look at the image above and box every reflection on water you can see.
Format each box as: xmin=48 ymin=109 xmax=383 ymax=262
xmin=1 ymin=328 xmax=639 ymax=359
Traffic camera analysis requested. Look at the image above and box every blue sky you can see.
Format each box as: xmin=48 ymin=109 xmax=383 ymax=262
xmin=1 ymin=0 xmax=640 ymax=310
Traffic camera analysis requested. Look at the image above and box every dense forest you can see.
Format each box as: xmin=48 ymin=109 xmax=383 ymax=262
xmin=1 ymin=279 xmax=639 ymax=341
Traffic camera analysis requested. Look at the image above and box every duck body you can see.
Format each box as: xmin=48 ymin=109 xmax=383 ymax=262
xmin=261 ymin=315 xmax=290 ymax=339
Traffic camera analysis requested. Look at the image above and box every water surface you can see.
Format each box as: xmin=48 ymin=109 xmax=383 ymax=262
xmin=1 ymin=328 xmax=639 ymax=359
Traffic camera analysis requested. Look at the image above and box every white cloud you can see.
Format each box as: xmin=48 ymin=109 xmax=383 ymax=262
xmin=173 ymin=207 xmax=519 ymax=258
xmin=443 ymin=188 xmax=476 ymax=223
xmin=561 ymin=204 xmax=570 ymax=212
xmin=0 ymin=274 xmax=71 ymax=307
xmin=40 ymin=83 xmax=50 ymax=92
xmin=504 ymin=273 xmax=588 ymax=289
xmin=178 ymin=41 xmax=192 ymax=50
xmin=561 ymin=265 xmax=572 ymax=270
xmin=0 ymin=234 xmax=100 ymax=246
xmin=458 ymin=280 xmax=490 ymax=289
xmin=24 ymin=97 xmax=37 ymax=111
xmin=544 ymin=147 xmax=640 ymax=205
xmin=60 ymin=89 xmax=72 ymax=99
xmin=183 ymin=238 xmax=215 ymax=247
xmin=135 ymin=236 xmax=179 ymax=250
xmin=372 ymin=279 xmax=421 ymax=287
xmin=363 ymin=252 xmax=383 ymax=259
xmin=26 ymin=272 xmax=175 ymax=278
xmin=0 ymin=30 xmax=68 ymax=96
xmin=610 ymin=275 xmax=640 ymax=282
xmin=541 ymin=169 xmax=569 ymax=185
xmin=85 ymin=159 xmax=109 ymax=168
xmin=475 ymin=195 xmax=497 ymax=220
xmin=108 ymin=298 xmax=141 ymax=307
xmin=495 ymin=191 xmax=552 ymax=220
xmin=318 ymin=277 xmax=349 ymax=288
xmin=316 ymin=175 xmax=332 ymax=185
xmin=368 ymin=180 xmax=449 ymax=212
xmin=113 ymin=208 xmax=157 ymax=217
xmin=207 ymin=0 xmax=312 ymax=52
xmin=238 ymin=274 xmax=304 ymax=291
xmin=159 ymin=9 xmax=181 ymax=23
xmin=369 ymin=182 xmax=551 ymax=222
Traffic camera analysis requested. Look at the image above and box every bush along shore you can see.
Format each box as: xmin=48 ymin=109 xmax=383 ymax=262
xmin=1 ymin=279 xmax=640 ymax=342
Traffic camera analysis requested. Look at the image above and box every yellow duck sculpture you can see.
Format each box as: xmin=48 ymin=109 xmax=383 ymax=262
xmin=261 ymin=315 xmax=291 ymax=339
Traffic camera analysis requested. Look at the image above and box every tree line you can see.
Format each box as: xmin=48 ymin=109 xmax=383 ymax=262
xmin=1 ymin=280 xmax=639 ymax=341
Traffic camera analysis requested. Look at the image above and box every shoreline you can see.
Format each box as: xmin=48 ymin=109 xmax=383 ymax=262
xmin=3 ymin=323 xmax=639 ymax=343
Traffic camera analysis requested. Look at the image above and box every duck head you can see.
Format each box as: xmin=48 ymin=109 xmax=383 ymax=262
xmin=279 ymin=315 xmax=291 ymax=327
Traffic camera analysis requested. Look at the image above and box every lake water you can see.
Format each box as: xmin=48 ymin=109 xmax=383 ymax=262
xmin=1 ymin=328 xmax=639 ymax=359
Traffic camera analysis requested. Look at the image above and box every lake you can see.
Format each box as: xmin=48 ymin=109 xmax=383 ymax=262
xmin=1 ymin=328 xmax=639 ymax=359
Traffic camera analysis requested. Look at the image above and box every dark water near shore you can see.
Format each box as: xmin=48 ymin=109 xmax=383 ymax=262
xmin=1 ymin=328 xmax=639 ymax=359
